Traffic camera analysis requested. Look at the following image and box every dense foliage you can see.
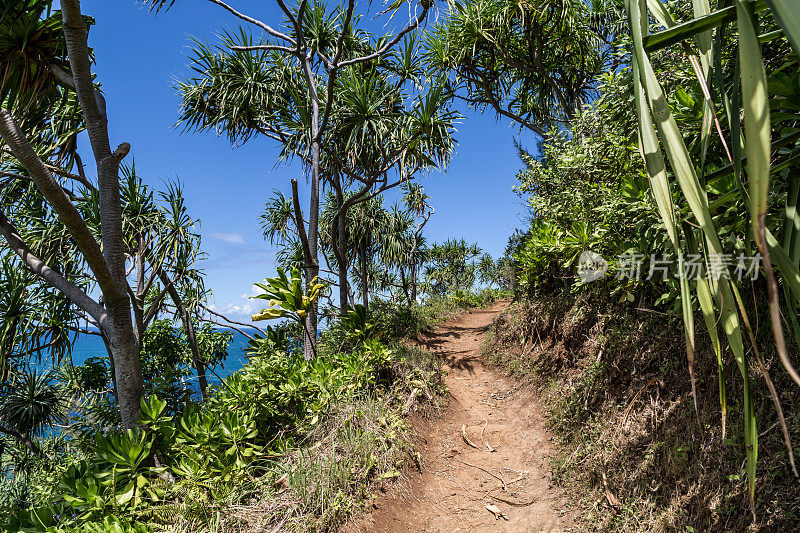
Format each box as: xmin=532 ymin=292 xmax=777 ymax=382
xmin=0 ymin=289 xmax=505 ymax=532
xmin=506 ymin=0 xmax=800 ymax=520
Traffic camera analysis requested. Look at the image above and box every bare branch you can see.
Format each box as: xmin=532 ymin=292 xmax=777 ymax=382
xmin=230 ymin=43 xmax=296 ymax=53
xmin=291 ymin=178 xmax=316 ymax=269
xmin=317 ymin=0 xmax=356 ymax=139
xmin=207 ymin=0 xmax=296 ymax=46
xmin=199 ymin=303 xmax=266 ymax=337
xmin=48 ymin=63 xmax=76 ymax=89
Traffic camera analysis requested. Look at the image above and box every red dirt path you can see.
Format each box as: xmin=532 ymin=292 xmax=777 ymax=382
xmin=344 ymin=301 xmax=576 ymax=532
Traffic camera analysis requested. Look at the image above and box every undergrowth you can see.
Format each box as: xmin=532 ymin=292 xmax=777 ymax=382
xmin=486 ymin=295 xmax=800 ymax=532
xmin=1 ymin=290 xmax=507 ymax=533
xmin=371 ymin=288 xmax=507 ymax=339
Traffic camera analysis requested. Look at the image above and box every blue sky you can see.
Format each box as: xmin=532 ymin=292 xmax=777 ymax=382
xmin=75 ymin=0 xmax=538 ymax=320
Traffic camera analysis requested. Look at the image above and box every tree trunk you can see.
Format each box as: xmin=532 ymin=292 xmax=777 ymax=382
xmin=159 ymin=271 xmax=207 ymax=400
xmin=359 ymin=244 xmax=369 ymax=311
xmin=61 ymin=1 xmax=144 ymax=428
xmin=400 ymin=266 xmax=411 ymax=303
xmin=131 ymin=236 xmax=145 ymax=344
xmin=304 ymin=97 xmax=321 ymax=360
xmin=332 ymin=178 xmax=349 ymax=314
xmin=181 ymin=311 xmax=207 ymax=401
xmin=106 ymin=299 xmax=144 ymax=429
xmin=410 ymin=251 xmax=418 ymax=304
xmin=337 ymin=215 xmax=349 ymax=314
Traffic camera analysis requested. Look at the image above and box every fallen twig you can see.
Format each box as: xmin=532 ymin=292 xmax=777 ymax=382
xmin=478 ymin=419 xmax=496 ymax=452
xmin=461 ymin=424 xmax=481 ymax=450
xmin=458 ymin=458 xmax=506 ymax=491
xmin=484 ymin=501 xmax=509 ymax=520
xmin=489 ymin=493 xmax=537 ymax=507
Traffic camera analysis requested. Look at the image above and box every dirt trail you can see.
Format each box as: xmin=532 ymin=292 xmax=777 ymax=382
xmin=346 ymin=301 xmax=575 ymax=532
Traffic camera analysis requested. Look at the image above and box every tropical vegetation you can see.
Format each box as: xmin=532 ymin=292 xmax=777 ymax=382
xmin=2 ymin=0 xmax=800 ymax=530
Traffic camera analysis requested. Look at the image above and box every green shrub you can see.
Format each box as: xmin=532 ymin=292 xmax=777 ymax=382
xmin=4 ymin=324 xmax=445 ymax=532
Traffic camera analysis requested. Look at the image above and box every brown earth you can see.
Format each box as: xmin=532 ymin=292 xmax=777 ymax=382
xmin=344 ymin=301 xmax=577 ymax=533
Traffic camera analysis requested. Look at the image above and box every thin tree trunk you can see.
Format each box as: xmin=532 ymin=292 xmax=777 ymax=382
xmin=183 ymin=316 xmax=207 ymax=401
xmin=359 ymin=244 xmax=369 ymax=311
xmin=337 ymin=212 xmax=348 ymax=314
xmin=291 ymin=179 xmax=317 ymax=359
xmin=305 ymin=99 xmax=321 ymax=360
xmin=100 ymin=332 xmax=119 ymax=405
xmin=159 ymin=271 xmax=207 ymax=400
xmin=410 ymin=209 xmax=431 ymax=304
xmin=400 ymin=266 xmax=411 ymax=303
xmin=332 ymin=175 xmax=349 ymax=314
xmin=410 ymin=254 xmax=417 ymax=304
xmin=131 ymin=239 xmax=145 ymax=345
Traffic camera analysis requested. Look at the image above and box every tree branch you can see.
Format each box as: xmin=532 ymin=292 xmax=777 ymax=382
xmin=337 ymin=5 xmax=430 ymax=68
xmin=0 ymin=424 xmax=43 ymax=456
xmin=317 ymin=0 xmax=356 ymax=138
xmin=0 ymin=108 xmax=121 ymax=301
xmin=291 ymin=178 xmax=316 ymax=270
xmin=199 ymin=303 xmax=266 ymax=337
xmin=207 ymin=0 xmax=296 ymax=46
xmin=230 ymin=43 xmax=295 ymax=53
xmin=0 ymin=208 xmax=109 ymax=330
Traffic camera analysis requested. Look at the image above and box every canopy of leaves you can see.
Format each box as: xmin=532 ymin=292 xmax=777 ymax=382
xmin=424 ymin=0 xmax=624 ymax=135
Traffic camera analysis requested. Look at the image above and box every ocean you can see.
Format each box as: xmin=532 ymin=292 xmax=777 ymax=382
xmin=42 ymin=328 xmax=256 ymax=392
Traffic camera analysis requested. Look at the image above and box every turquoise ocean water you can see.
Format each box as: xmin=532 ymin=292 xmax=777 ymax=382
xmin=40 ymin=328 xmax=255 ymax=393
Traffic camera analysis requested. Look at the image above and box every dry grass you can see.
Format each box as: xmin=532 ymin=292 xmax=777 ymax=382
xmin=165 ymin=343 xmax=445 ymax=533
xmin=486 ymin=295 xmax=800 ymax=532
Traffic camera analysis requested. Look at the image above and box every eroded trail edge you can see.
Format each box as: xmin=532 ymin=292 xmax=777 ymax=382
xmin=347 ymin=301 xmax=575 ymax=532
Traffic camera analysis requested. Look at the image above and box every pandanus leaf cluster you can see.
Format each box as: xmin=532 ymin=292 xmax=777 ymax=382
xmin=625 ymin=0 xmax=800 ymax=513
xmin=251 ymin=267 xmax=326 ymax=323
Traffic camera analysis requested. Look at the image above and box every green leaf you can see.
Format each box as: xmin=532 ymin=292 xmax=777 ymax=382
xmin=766 ymin=0 xmax=800 ymax=56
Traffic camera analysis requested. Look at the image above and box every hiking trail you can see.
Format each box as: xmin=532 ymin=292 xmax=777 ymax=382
xmin=345 ymin=300 xmax=576 ymax=532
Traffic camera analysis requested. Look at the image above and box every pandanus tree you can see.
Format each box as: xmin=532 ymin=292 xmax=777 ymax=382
xmin=423 ymin=239 xmax=483 ymax=296
xmin=377 ymin=203 xmax=417 ymax=302
xmin=148 ymin=0 xmax=452 ymax=357
xmin=1 ymin=1 xmax=216 ymax=426
xmin=0 ymin=0 xmax=146 ymax=428
xmin=115 ymin=168 xmax=213 ymax=399
xmin=401 ymin=182 xmax=433 ymax=303
xmin=0 ymin=367 xmax=63 ymax=457
xmin=318 ymin=69 xmax=456 ymax=313
xmin=150 ymin=0 xmax=438 ymax=357
xmin=424 ymin=0 xmax=624 ymax=136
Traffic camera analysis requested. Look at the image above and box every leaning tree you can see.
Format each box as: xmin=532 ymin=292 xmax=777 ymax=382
xmin=0 ymin=0 xmax=147 ymax=428
xmin=0 ymin=1 xmax=217 ymax=427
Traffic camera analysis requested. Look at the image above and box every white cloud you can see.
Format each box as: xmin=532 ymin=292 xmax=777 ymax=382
xmin=211 ymin=232 xmax=245 ymax=244
xmin=251 ymin=284 xmax=267 ymax=297
xmin=208 ymin=301 xmax=259 ymax=322
xmin=205 ymin=284 xmax=270 ymax=324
